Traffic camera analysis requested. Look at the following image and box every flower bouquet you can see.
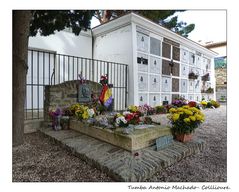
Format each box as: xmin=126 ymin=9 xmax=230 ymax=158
xmin=167 ymin=105 xmax=205 ymax=142
xmin=49 ymin=107 xmax=63 ymax=130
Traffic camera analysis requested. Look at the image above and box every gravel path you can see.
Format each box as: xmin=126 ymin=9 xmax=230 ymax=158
xmin=12 ymin=105 xmax=227 ymax=182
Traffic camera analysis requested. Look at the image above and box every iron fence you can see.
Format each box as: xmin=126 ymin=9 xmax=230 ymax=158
xmin=25 ymin=48 xmax=128 ymax=120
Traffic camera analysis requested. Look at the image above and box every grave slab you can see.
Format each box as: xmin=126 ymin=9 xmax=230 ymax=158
xmin=39 ymin=127 xmax=205 ymax=182
xmin=69 ymin=120 xmax=172 ymax=151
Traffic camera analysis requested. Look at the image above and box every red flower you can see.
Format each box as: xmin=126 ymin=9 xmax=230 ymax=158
xmin=188 ymin=101 xmax=196 ymax=107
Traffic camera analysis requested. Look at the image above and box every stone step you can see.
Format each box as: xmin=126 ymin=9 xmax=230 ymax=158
xmin=39 ymin=127 xmax=205 ymax=182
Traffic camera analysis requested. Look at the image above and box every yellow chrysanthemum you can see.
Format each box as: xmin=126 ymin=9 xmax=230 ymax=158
xmin=169 ymin=108 xmax=177 ymax=113
xmin=201 ymin=101 xmax=207 ymax=105
xmin=184 ymin=118 xmax=191 ymax=123
xmin=189 ymin=115 xmax=196 ymax=121
xmin=172 ymin=114 xmax=180 ymax=121
xmin=182 ymin=105 xmax=189 ymax=109
xmin=191 ymin=107 xmax=199 ymax=113
xmin=195 ymin=114 xmax=202 ymax=121
xmin=177 ymin=108 xmax=184 ymax=112
xmin=184 ymin=109 xmax=193 ymax=116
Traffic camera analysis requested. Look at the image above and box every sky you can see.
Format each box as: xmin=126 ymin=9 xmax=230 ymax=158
xmin=91 ymin=10 xmax=227 ymax=44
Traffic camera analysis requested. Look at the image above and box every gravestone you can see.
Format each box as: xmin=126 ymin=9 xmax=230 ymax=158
xmin=78 ymin=83 xmax=92 ymax=103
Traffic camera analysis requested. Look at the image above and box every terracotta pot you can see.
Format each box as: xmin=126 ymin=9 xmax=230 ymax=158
xmin=176 ymin=133 xmax=193 ymax=143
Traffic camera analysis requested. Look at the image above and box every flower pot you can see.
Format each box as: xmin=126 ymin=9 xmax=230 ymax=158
xmin=175 ymin=133 xmax=193 ymax=143
xmin=60 ymin=116 xmax=70 ymax=130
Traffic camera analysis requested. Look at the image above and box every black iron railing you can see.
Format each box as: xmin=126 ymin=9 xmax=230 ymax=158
xmin=25 ymin=48 xmax=128 ymax=120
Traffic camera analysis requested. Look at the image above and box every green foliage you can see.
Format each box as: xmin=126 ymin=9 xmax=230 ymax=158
xmin=155 ymin=105 xmax=167 ymax=114
xmin=30 ymin=10 xmax=95 ymax=36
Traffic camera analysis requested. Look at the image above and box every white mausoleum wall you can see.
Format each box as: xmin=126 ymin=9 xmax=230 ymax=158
xmin=29 ymin=30 xmax=92 ymax=58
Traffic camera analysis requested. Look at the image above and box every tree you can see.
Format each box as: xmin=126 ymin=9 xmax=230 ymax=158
xmin=94 ymin=10 xmax=195 ymax=37
xmin=12 ymin=10 xmax=94 ymax=146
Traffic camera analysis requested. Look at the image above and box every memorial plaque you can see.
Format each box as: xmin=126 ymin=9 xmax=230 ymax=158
xmin=78 ymin=84 xmax=92 ymax=103
xmin=196 ymin=55 xmax=201 ymax=68
xmin=156 ymin=135 xmax=173 ymax=151
xmin=150 ymin=37 xmax=161 ymax=56
xmin=189 ymin=80 xmax=194 ymax=92
xmin=181 ymin=49 xmax=189 ymax=63
xmin=137 ymin=32 xmax=149 ymax=52
xmin=162 ymin=76 xmax=171 ymax=92
xmin=161 ymin=94 xmax=170 ymax=104
xmin=138 ymin=93 xmax=148 ymax=105
xmin=181 ymin=79 xmax=187 ymax=93
xmin=149 ymin=94 xmax=160 ymax=107
xmin=137 ymin=53 xmax=148 ymax=72
xmin=150 ymin=56 xmax=161 ymax=74
xmin=181 ymin=64 xmax=188 ymax=78
xmin=149 ymin=75 xmax=160 ymax=92
xmin=138 ymin=73 xmax=148 ymax=91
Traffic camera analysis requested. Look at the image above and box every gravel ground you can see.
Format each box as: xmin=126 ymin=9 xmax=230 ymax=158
xmin=12 ymin=104 xmax=227 ymax=182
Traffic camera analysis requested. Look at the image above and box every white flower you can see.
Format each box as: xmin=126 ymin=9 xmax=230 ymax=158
xmin=115 ymin=116 xmax=127 ymax=126
xmin=87 ymin=109 xmax=95 ymax=118
xmin=123 ymin=111 xmax=131 ymax=116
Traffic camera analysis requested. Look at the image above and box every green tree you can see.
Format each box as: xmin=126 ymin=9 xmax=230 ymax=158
xmin=94 ymin=10 xmax=195 ymax=37
xmin=13 ymin=10 xmax=94 ymax=146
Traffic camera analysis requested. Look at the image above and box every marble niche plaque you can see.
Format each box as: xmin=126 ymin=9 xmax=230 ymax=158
xmin=149 ymin=94 xmax=160 ymax=107
xmin=188 ymin=80 xmax=194 ymax=92
xmin=138 ymin=73 xmax=148 ymax=91
xmin=149 ymin=75 xmax=160 ymax=92
xmin=137 ymin=32 xmax=149 ymax=52
xmin=181 ymin=79 xmax=187 ymax=93
xmin=138 ymin=93 xmax=148 ymax=106
xmin=161 ymin=76 xmax=171 ymax=92
xmin=137 ymin=53 xmax=148 ymax=72
xmin=149 ymin=56 xmax=161 ymax=74
xmin=181 ymin=64 xmax=188 ymax=78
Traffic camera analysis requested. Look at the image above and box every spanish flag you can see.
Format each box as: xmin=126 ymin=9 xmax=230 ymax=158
xmin=99 ymin=84 xmax=113 ymax=108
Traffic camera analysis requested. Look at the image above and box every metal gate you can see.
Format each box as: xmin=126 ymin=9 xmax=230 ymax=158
xmin=25 ymin=48 xmax=128 ymax=120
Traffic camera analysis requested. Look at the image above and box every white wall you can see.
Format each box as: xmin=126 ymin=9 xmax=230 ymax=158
xmin=93 ymin=25 xmax=132 ymax=64
xmin=93 ymin=25 xmax=133 ymax=109
xmin=29 ymin=30 xmax=92 ymax=58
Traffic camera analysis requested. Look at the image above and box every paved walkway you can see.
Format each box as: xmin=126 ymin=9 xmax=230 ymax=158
xmin=39 ymin=126 xmax=205 ymax=182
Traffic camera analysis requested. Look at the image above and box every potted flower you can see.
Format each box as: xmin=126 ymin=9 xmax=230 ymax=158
xmin=155 ymin=105 xmax=167 ymax=114
xmin=167 ymin=105 xmax=205 ymax=142
xmin=171 ymin=98 xmax=187 ymax=107
xmin=201 ymin=73 xmax=210 ymax=81
xmin=49 ymin=107 xmax=63 ymax=130
xmin=188 ymin=72 xmax=198 ymax=80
